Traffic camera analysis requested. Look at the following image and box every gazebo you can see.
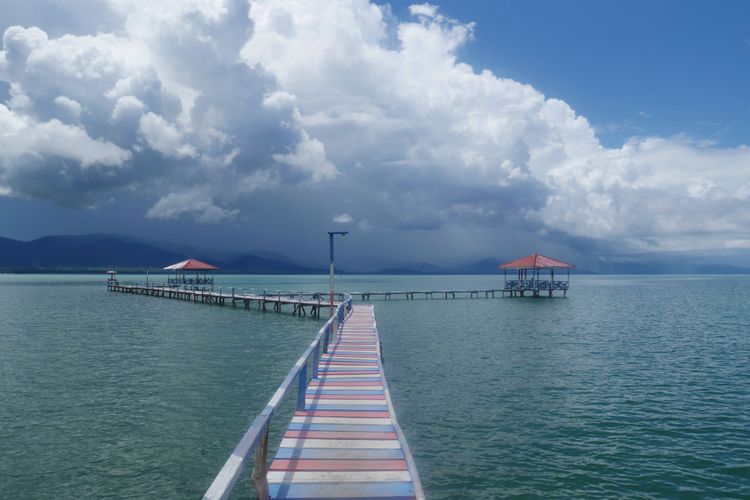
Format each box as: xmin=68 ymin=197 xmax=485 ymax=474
xmin=499 ymin=253 xmax=575 ymax=297
xmin=164 ymin=258 xmax=219 ymax=288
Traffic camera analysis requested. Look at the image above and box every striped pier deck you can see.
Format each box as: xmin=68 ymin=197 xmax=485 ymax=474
xmin=268 ymin=305 xmax=423 ymax=499
xmin=203 ymin=302 xmax=422 ymax=500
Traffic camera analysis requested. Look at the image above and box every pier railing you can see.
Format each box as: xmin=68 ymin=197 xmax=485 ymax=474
xmin=112 ymin=280 xmax=331 ymax=300
xmin=203 ymin=294 xmax=353 ymax=500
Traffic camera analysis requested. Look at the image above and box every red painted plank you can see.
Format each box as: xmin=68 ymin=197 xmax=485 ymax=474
xmin=283 ymin=430 xmax=397 ymax=440
xmin=270 ymin=459 xmax=408 ymax=471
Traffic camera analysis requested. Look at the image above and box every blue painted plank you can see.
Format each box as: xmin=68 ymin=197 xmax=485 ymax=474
xmin=306 ymin=404 xmax=389 ymax=412
xmin=268 ymin=481 xmax=415 ymax=499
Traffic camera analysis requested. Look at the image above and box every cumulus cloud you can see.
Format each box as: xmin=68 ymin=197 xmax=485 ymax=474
xmin=0 ymin=0 xmax=335 ymax=220
xmin=242 ymin=0 xmax=750 ymax=254
xmin=1 ymin=0 xmax=749 ymax=256
xmin=146 ymin=188 xmax=239 ymax=223
xmin=333 ymin=213 xmax=353 ymax=223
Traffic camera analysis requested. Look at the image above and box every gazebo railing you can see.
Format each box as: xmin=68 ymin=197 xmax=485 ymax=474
xmin=167 ymin=277 xmax=214 ymax=285
xmin=203 ymin=294 xmax=353 ymax=500
xmin=504 ymin=279 xmax=569 ymax=291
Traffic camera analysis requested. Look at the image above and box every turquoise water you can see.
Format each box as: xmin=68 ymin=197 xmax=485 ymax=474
xmin=1 ymin=274 xmax=750 ymax=498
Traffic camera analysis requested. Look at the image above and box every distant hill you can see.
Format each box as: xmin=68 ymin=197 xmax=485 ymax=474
xmin=0 ymin=234 xmax=185 ymax=271
xmin=0 ymin=234 xmax=319 ymax=273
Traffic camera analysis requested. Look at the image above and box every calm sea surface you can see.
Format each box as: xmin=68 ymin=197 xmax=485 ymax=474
xmin=1 ymin=274 xmax=749 ymax=498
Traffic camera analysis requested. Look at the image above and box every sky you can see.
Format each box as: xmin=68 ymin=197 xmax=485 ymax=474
xmin=0 ymin=0 xmax=749 ymax=270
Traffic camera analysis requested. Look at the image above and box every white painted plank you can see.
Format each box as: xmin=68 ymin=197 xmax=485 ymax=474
xmin=279 ymin=438 xmax=401 ymax=449
xmin=267 ymin=470 xmax=411 ymax=483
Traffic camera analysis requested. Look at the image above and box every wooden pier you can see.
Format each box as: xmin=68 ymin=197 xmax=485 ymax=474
xmin=348 ymin=289 xmax=506 ymax=300
xmin=203 ymin=301 xmax=423 ymax=499
xmin=107 ymin=282 xmax=337 ymax=317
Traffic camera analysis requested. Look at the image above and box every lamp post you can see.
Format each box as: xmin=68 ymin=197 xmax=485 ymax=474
xmin=328 ymin=231 xmax=348 ymax=318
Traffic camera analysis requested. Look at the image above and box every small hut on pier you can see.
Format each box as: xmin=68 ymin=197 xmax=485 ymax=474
xmin=106 ymin=270 xmax=118 ymax=285
xmin=164 ymin=258 xmax=219 ymax=288
xmin=499 ymin=253 xmax=574 ymax=297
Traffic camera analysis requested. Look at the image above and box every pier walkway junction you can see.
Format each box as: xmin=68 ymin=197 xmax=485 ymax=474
xmin=106 ymin=252 xmax=573 ymax=498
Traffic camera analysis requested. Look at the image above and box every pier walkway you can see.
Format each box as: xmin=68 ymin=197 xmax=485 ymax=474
xmin=202 ymin=301 xmax=423 ymax=499
xmin=108 ymin=282 xmax=336 ymax=317
xmin=348 ymin=288 xmax=506 ymax=300
xmin=266 ymin=305 xmax=422 ymax=499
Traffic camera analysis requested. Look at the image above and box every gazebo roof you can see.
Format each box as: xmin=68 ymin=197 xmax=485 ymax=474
xmin=499 ymin=253 xmax=575 ymax=269
xmin=163 ymin=258 xmax=219 ymax=271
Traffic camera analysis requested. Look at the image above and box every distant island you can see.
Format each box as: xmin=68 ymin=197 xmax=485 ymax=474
xmin=1 ymin=234 xmax=749 ymax=275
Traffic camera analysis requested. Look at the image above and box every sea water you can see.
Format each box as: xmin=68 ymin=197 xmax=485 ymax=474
xmin=1 ymin=274 xmax=749 ymax=498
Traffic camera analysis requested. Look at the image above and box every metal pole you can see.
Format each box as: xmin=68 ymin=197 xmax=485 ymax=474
xmin=327 ymin=231 xmax=349 ymax=319
xmin=329 ymin=233 xmax=334 ymax=320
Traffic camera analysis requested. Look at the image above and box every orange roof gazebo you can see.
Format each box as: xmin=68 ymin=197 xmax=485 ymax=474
xmin=163 ymin=258 xmax=219 ymax=271
xmin=164 ymin=258 xmax=219 ymax=287
xmin=499 ymin=253 xmax=574 ymax=297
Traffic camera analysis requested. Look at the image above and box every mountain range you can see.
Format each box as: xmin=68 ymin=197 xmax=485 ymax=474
xmin=0 ymin=234 xmax=318 ymax=274
xmin=1 ymin=234 xmax=749 ymax=274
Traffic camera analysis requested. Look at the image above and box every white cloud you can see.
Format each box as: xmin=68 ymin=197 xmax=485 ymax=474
xmin=409 ymin=4 xmax=439 ymax=18
xmin=242 ymin=0 xmax=750 ymax=254
xmin=138 ymin=112 xmax=196 ymax=159
xmin=0 ymin=1 xmax=335 ymax=220
xmin=272 ymin=130 xmax=337 ymax=181
xmin=146 ymin=188 xmax=239 ymax=223
xmin=333 ymin=213 xmax=353 ymax=223
xmin=0 ymin=106 xmax=130 ymax=168
xmin=53 ymin=95 xmax=82 ymax=121
xmin=110 ymin=95 xmax=145 ymax=123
